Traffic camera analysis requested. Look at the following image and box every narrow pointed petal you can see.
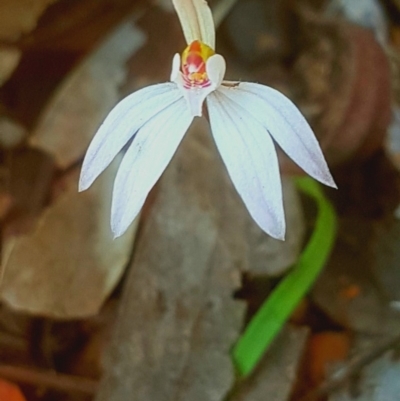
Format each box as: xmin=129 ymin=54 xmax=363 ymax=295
xmin=207 ymin=91 xmax=285 ymax=240
xmin=172 ymin=0 xmax=215 ymax=49
xmin=79 ymin=82 xmax=182 ymax=191
xmin=220 ymin=82 xmax=336 ymax=188
xmin=111 ymin=98 xmax=193 ymax=237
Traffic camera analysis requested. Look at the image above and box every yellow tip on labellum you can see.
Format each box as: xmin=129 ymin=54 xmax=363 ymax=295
xmin=181 ymin=40 xmax=215 ymax=88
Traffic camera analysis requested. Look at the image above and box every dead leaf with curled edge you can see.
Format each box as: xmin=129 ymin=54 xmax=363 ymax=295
xmin=1 ymin=156 xmax=137 ymax=319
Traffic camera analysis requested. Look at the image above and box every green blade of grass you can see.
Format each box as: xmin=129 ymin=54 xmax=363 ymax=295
xmin=232 ymin=177 xmax=337 ymax=377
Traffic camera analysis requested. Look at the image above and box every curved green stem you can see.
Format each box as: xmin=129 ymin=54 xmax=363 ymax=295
xmin=232 ymin=177 xmax=338 ymax=377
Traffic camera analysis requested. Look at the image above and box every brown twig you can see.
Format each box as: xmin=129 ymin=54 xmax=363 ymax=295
xmin=0 ymin=364 xmax=98 ymax=395
xmin=300 ymin=332 xmax=400 ymax=401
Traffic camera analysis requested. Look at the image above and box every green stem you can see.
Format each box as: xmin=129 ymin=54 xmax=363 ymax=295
xmin=232 ymin=177 xmax=337 ymax=377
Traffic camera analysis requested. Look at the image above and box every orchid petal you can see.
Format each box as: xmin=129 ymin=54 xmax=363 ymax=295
xmin=79 ymin=82 xmax=182 ymax=191
xmin=172 ymin=0 xmax=215 ymax=49
xmin=111 ymin=97 xmax=193 ymax=237
xmin=206 ymin=54 xmax=226 ymax=88
xmin=170 ymin=53 xmax=181 ymax=82
xmin=207 ymin=90 xmax=285 ymax=239
xmin=221 ymin=82 xmax=336 ymax=188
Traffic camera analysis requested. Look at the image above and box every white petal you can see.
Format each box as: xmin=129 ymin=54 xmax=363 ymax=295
xmin=170 ymin=53 xmax=181 ymax=82
xmin=79 ymin=82 xmax=181 ymax=191
xmin=206 ymin=54 xmax=226 ymax=88
xmin=221 ymin=82 xmax=336 ymax=188
xmin=172 ymin=0 xmax=215 ymax=49
xmin=207 ymin=90 xmax=285 ymax=240
xmin=111 ymin=97 xmax=193 ymax=237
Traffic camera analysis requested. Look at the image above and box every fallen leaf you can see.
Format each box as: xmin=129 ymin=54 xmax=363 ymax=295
xmin=96 ymin=119 xmax=250 ymax=401
xmin=1 ymin=156 xmax=138 ymax=318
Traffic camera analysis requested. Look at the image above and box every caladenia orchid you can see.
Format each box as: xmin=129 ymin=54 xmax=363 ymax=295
xmin=79 ymin=0 xmax=336 ymax=240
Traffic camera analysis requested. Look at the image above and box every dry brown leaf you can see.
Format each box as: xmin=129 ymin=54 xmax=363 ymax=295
xmin=96 ymin=115 xmax=306 ymax=401
xmin=1 ymin=156 xmax=138 ymax=319
xmin=96 ymin=119 xmax=250 ymax=401
xmin=96 ymin=119 xmax=248 ymax=401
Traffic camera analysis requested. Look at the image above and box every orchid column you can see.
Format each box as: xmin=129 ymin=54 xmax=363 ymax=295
xmin=79 ymin=0 xmax=336 ymax=240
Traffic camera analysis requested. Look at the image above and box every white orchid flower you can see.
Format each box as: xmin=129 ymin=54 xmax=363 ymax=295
xmin=79 ymin=0 xmax=336 ymax=240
